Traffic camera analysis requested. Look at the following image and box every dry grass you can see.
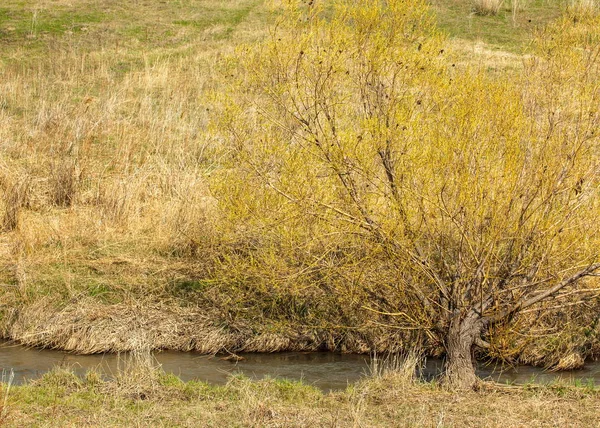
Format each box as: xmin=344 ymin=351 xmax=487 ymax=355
xmin=0 ymin=177 xmax=30 ymax=232
xmin=0 ymin=0 xmax=272 ymax=350
xmin=472 ymin=0 xmax=504 ymax=15
xmin=430 ymin=0 xmax=563 ymax=52
xmin=3 ymin=298 xmax=406 ymax=354
xmin=569 ymin=0 xmax=599 ymax=16
xmin=0 ymin=0 xmax=264 ymax=268
xmin=2 ymin=365 xmax=600 ymax=427
xmin=0 ymin=0 xmax=599 ymax=383
xmin=105 ymin=349 xmax=177 ymax=400
xmin=369 ymin=351 xmax=423 ymax=383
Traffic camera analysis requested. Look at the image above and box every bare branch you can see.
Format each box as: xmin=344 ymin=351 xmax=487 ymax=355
xmin=489 ymin=263 xmax=600 ymax=322
xmin=474 ymin=337 xmax=490 ymax=349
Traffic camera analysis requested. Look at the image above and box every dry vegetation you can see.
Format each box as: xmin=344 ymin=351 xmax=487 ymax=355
xmin=0 ymin=0 xmax=599 ymax=390
xmin=216 ymin=0 xmax=600 ymax=386
xmin=0 ymin=0 xmax=276 ymax=347
xmin=570 ymin=0 xmax=599 ymax=16
xmin=2 ymin=358 xmax=600 ymax=427
xmin=472 ymin=0 xmax=504 ymax=15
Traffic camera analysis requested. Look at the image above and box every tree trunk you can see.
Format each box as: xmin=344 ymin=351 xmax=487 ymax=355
xmin=443 ymin=314 xmax=484 ymax=390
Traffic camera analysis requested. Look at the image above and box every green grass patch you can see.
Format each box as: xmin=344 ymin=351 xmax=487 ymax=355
xmin=173 ymin=1 xmax=260 ymax=39
xmin=3 ymin=369 xmax=600 ymax=427
xmin=31 ymin=10 xmax=106 ymax=35
xmin=430 ymin=0 xmax=564 ymax=51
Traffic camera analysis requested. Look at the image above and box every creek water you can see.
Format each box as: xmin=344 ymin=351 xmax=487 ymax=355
xmin=1 ymin=340 xmax=599 ymax=390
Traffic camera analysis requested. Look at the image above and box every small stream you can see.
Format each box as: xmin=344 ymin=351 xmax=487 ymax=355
xmin=1 ymin=340 xmax=599 ymax=390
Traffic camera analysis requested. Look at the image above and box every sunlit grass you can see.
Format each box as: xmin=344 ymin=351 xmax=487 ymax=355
xmin=430 ymin=0 xmax=563 ymax=51
xmin=0 ymin=0 xmax=599 ymax=378
xmin=1 ymin=364 xmax=599 ymax=427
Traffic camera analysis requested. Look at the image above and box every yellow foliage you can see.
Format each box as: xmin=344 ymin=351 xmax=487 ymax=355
xmin=217 ymin=0 xmax=600 ymax=383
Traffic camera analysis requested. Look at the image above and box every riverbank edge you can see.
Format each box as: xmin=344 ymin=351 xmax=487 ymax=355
xmin=0 ymin=299 xmax=409 ymax=355
xmin=1 ymin=299 xmax=597 ymax=374
xmin=1 ymin=364 xmax=600 ymax=427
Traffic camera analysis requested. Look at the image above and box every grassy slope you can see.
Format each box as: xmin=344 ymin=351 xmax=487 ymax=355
xmin=431 ymin=0 xmax=563 ymax=51
xmin=0 ymin=0 xmax=276 ymax=348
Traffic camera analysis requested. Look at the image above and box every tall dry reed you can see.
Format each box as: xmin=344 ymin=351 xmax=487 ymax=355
xmin=0 ymin=369 xmax=15 ymax=425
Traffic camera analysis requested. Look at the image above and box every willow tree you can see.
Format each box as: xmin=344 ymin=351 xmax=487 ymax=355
xmin=219 ymin=0 xmax=600 ymax=389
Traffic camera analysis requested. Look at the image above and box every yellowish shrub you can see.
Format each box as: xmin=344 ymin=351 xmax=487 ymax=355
xmin=217 ymin=0 xmax=600 ymax=388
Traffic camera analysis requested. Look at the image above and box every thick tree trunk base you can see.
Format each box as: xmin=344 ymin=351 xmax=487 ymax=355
xmin=442 ymin=315 xmax=483 ymax=390
xmin=442 ymin=358 xmax=480 ymax=390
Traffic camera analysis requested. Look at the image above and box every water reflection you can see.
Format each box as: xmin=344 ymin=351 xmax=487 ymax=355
xmin=1 ymin=340 xmax=598 ymax=391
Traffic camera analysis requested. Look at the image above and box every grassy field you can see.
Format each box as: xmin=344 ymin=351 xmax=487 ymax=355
xmin=2 ymin=359 xmax=600 ymax=427
xmin=430 ymin=0 xmax=564 ymax=51
xmin=0 ymin=0 xmax=599 ymax=381
xmin=0 ymin=0 xmax=275 ymax=351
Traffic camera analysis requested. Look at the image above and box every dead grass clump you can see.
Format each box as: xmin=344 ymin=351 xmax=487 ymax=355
xmin=473 ymin=0 xmax=504 ymax=15
xmin=225 ymin=376 xmax=321 ymax=425
xmin=97 ymin=346 xmax=191 ymax=401
xmin=226 ymin=376 xmax=279 ymax=425
xmin=369 ymin=351 xmax=423 ymax=384
xmin=4 ymin=299 xmax=247 ymax=354
xmin=551 ymin=353 xmax=585 ymax=371
xmin=96 ymin=178 xmax=140 ymax=226
xmin=1 ymin=177 xmax=30 ymax=232
xmin=3 ymin=297 xmax=406 ymax=356
xmin=107 ymin=348 xmax=167 ymax=400
xmin=49 ymin=158 xmax=79 ymax=207
xmin=569 ymin=0 xmax=599 ymax=17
